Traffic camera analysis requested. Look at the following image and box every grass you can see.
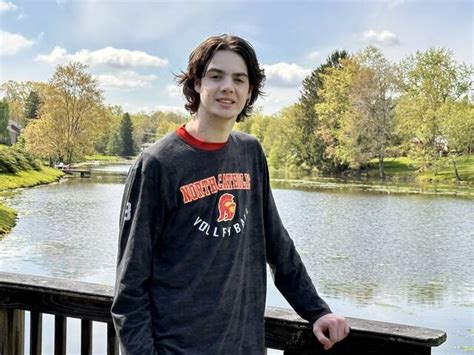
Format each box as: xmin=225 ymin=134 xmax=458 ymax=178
xmin=418 ymin=155 xmax=474 ymax=183
xmin=368 ymin=155 xmax=474 ymax=184
xmin=0 ymin=167 xmax=64 ymax=235
xmin=0 ymin=167 xmax=64 ymax=191
xmin=0 ymin=204 xmax=16 ymax=235
xmin=84 ymin=154 xmax=125 ymax=162
xmin=271 ymin=155 xmax=474 ymax=198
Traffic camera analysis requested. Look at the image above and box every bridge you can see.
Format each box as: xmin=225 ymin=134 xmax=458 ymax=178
xmin=62 ymin=168 xmax=91 ymax=178
xmin=0 ymin=272 xmax=446 ymax=355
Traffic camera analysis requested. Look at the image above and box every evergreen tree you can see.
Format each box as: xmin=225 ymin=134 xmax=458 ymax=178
xmin=119 ymin=112 xmax=135 ymax=156
xmin=297 ymin=50 xmax=348 ymax=172
xmin=0 ymin=101 xmax=10 ymax=144
xmin=24 ymin=90 xmax=42 ymax=120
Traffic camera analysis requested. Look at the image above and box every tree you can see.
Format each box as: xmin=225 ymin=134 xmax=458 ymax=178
xmin=394 ymin=48 xmax=473 ymax=169
xmin=438 ymin=99 xmax=474 ymax=180
xmin=296 ymin=50 xmax=348 ymax=171
xmin=0 ymin=101 xmax=10 ymax=144
xmin=0 ymin=81 xmax=40 ymax=125
xmin=341 ymin=46 xmax=397 ymax=177
xmin=119 ymin=112 xmax=135 ymax=156
xmin=106 ymin=130 xmax=122 ymax=156
xmin=24 ymin=90 xmax=42 ymax=120
xmin=22 ymin=62 xmax=103 ymax=163
xmin=315 ymin=57 xmax=356 ymax=171
xmin=94 ymin=106 xmax=121 ymax=154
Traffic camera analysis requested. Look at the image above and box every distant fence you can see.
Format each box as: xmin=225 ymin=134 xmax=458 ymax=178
xmin=0 ymin=272 xmax=446 ymax=354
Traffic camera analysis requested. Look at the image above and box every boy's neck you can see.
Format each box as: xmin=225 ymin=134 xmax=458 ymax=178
xmin=185 ymin=114 xmax=236 ymax=143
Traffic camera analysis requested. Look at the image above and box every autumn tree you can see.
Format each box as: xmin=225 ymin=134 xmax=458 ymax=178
xmin=22 ymin=62 xmax=103 ymax=163
xmin=342 ymin=46 xmax=397 ymax=177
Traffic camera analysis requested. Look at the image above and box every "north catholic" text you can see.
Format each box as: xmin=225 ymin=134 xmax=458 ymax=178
xmin=180 ymin=173 xmax=251 ymax=204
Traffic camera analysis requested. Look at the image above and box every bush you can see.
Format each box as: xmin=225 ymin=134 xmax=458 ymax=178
xmin=0 ymin=145 xmax=18 ymax=173
xmin=0 ymin=145 xmax=41 ymax=173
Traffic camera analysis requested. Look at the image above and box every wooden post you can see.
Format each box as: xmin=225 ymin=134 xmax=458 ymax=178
xmin=81 ymin=319 xmax=93 ymax=355
xmin=54 ymin=315 xmax=66 ymax=355
xmin=107 ymin=322 xmax=119 ymax=355
xmin=0 ymin=308 xmax=8 ymax=355
xmin=11 ymin=309 xmax=25 ymax=355
xmin=30 ymin=311 xmax=42 ymax=355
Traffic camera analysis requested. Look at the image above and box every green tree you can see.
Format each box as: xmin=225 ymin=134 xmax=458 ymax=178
xmin=315 ymin=57 xmax=356 ymax=171
xmin=0 ymin=101 xmax=10 ymax=144
xmin=0 ymin=81 xmax=41 ymax=125
xmin=24 ymin=90 xmax=42 ymax=120
xmin=394 ymin=48 xmax=473 ymax=169
xmin=438 ymin=99 xmax=474 ymax=180
xmin=94 ymin=106 xmax=121 ymax=154
xmin=22 ymin=62 xmax=103 ymax=163
xmin=296 ymin=50 xmax=348 ymax=171
xmin=106 ymin=130 xmax=122 ymax=156
xmin=120 ymin=112 xmax=135 ymax=156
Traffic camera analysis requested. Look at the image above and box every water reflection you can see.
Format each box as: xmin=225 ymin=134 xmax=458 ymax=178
xmin=272 ymin=189 xmax=474 ymax=308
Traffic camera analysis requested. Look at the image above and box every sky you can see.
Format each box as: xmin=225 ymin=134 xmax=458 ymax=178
xmin=0 ymin=0 xmax=472 ymax=116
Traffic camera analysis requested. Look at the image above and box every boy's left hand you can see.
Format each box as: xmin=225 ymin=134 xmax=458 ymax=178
xmin=313 ymin=313 xmax=350 ymax=350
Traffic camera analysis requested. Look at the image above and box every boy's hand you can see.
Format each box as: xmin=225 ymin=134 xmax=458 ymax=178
xmin=313 ymin=313 xmax=350 ymax=350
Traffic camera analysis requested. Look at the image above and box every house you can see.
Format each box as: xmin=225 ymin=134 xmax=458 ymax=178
xmin=7 ymin=119 xmax=21 ymax=145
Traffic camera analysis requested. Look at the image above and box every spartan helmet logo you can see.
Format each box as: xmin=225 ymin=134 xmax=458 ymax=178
xmin=217 ymin=193 xmax=236 ymax=222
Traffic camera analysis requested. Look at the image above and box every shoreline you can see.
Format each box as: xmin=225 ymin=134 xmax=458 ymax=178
xmin=0 ymin=167 xmax=64 ymax=236
xmin=271 ymin=178 xmax=474 ymax=199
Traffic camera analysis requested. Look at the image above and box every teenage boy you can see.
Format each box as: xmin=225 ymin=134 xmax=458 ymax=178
xmin=112 ymin=34 xmax=349 ymax=355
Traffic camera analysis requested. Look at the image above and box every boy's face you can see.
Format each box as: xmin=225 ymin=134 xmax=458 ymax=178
xmin=194 ymin=50 xmax=252 ymax=122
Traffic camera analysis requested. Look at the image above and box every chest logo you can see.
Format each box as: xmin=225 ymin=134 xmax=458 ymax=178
xmin=217 ymin=193 xmax=236 ymax=222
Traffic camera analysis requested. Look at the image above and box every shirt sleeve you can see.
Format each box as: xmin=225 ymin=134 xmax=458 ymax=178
xmin=261 ymin=150 xmax=332 ymax=326
xmin=111 ymin=153 xmax=163 ymax=355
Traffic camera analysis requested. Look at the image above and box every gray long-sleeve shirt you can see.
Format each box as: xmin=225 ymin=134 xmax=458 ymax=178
xmin=111 ymin=130 xmax=331 ymax=354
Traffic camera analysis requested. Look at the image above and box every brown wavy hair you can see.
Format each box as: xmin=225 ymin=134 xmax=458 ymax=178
xmin=176 ymin=34 xmax=265 ymax=122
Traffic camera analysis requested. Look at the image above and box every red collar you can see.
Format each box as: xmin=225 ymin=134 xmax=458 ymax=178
xmin=176 ymin=124 xmax=227 ymax=151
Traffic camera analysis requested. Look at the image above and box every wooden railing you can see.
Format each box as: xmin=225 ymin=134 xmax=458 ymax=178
xmin=0 ymin=272 xmax=446 ymax=355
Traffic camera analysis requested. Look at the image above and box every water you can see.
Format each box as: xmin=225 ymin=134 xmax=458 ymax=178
xmin=0 ymin=166 xmax=473 ymax=354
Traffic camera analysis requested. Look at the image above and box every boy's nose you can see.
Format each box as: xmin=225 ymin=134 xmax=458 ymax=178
xmin=220 ymin=77 xmax=234 ymax=93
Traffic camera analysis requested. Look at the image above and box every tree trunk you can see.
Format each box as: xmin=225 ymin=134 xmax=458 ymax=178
xmin=451 ymin=156 xmax=462 ymax=182
xmin=378 ymin=155 xmax=385 ymax=180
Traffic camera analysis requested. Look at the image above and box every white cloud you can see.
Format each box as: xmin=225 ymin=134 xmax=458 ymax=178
xmin=259 ymin=86 xmax=301 ymax=115
xmin=262 ymin=62 xmax=310 ymax=87
xmin=362 ymin=30 xmax=400 ymax=46
xmin=308 ymin=51 xmax=321 ymax=60
xmin=96 ymin=71 xmax=157 ymax=89
xmin=388 ymin=0 xmax=405 ymax=9
xmin=154 ymin=105 xmax=187 ymax=114
xmin=0 ymin=1 xmax=17 ymax=13
xmin=166 ymin=84 xmax=182 ymax=98
xmin=35 ymin=46 xmax=168 ymax=68
xmin=0 ymin=30 xmax=35 ymax=56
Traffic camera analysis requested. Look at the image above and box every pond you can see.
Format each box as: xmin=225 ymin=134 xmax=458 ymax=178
xmin=0 ymin=165 xmax=472 ymax=354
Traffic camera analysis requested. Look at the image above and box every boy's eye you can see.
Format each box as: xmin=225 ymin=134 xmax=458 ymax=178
xmin=210 ymin=75 xmax=221 ymax=80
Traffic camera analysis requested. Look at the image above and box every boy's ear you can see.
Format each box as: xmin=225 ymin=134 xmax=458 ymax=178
xmin=194 ymin=79 xmax=202 ymax=94
xmin=248 ymin=86 xmax=253 ymax=100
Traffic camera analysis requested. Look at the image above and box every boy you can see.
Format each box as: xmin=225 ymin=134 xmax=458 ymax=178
xmin=112 ymin=34 xmax=349 ymax=354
